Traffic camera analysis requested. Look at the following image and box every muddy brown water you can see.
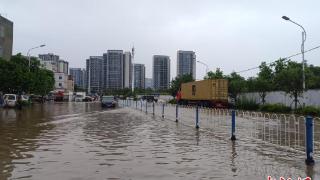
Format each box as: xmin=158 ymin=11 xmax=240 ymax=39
xmin=0 ymin=102 xmax=318 ymax=180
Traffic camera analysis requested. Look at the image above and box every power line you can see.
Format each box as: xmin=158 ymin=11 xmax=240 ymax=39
xmin=236 ymin=45 xmax=320 ymax=74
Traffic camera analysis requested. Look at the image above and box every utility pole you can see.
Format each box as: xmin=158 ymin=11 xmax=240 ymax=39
xmin=131 ymin=46 xmax=135 ymax=92
xmin=282 ymin=16 xmax=307 ymax=91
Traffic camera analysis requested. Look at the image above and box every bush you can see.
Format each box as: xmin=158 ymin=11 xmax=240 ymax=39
xmin=259 ymin=103 xmax=291 ymax=113
xmin=295 ymin=106 xmax=320 ymax=117
xmin=168 ymin=99 xmax=177 ymax=104
xmin=236 ymin=98 xmax=259 ymax=111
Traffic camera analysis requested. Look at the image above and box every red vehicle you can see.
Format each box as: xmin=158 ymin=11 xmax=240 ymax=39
xmin=54 ymin=91 xmax=64 ymax=102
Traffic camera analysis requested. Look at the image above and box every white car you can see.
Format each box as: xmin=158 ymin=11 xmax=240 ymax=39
xmin=21 ymin=95 xmax=30 ymax=102
xmin=75 ymin=94 xmax=85 ymax=102
xmin=3 ymin=94 xmax=17 ymax=108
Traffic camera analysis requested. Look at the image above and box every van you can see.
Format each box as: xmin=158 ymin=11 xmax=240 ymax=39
xmin=3 ymin=94 xmax=17 ymax=108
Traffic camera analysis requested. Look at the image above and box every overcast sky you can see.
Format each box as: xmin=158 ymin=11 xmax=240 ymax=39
xmin=1 ymin=0 xmax=320 ymax=79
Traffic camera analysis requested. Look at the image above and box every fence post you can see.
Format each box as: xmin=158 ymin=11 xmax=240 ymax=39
xmin=175 ymin=104 xmax=179 ymax=122
xmin=140 ymin=101 xmax=143 ymax=111
xmin=162 ymin=103 xmax=165 ymax=118
xmin=305 ymin=116 xmax=315 ymax=165
xmin=231 ymin=110 xmax=236 ymax=141
xmin=152 ymin=102 xmax=155 ymax=116
xmin=196 ymin=106 xmax=199 ymax=128
xmin=136 ymin=101 xmax=137 ymax=109
xmin=145 ymin=101 xmax=148 ymax=114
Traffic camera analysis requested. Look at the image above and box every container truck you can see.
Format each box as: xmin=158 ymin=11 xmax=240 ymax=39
xmin=177 ymin=79 xmax=228 ymax=107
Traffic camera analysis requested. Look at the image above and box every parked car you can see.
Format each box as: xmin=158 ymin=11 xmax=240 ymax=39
xmin=141 ymin=95 xmax=158 ymax=102
xmin=74 ymin=93 xmax=85 ymax=102
xmin=83 ymin=96 xmax=94 ymax=102
xmin=21 ymin=95 xmax=30 ymax=102
xmin=3 ymin=94 xmax=17 ymax=108
xmin=101 ymin=96 xmax=118 ymax=108
xmin=30 ymin=95 xmax=45 ymax=103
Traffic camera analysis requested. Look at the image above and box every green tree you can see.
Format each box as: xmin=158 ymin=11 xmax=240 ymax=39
xmin=0 ymin=54 xmax=54 ymax=96
xmin=226 ymin=72 xmax=246 ymax=102
xmin=255 ymin=62 xmax=274 ymax=104
xmin=306 ymin=65 xmax=320 ymax=89
xmin=205 ymin=68 xmax=224 ymax=79
xmin=169 ymin=74 xmax=194 ymax=97
xmin=275 ymin=61 xmax=303 ymax=109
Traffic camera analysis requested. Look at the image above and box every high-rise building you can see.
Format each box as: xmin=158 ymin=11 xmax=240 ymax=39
xmin=177 ymin=50 xmax=196 ymax=79
xmin=145 ymin=78 xmax=153 ymax=89
xmin=103 ymin=50 xmax=124 ymax=90
xmin=39 ymin=53 xmax=60 ymax=72
xmin=58 ymin=59 xmax=69 ymax=74
xmin=153 ymin=55 xmax=170 ymax=90
xmin=86 ymin=56 xmax=103 ymax=93
xmin=39 ymin=53 xmax=73 ymax=93
xmin=134 ymin=64 xmax=145 ymax=89
xmin=70 ymin=68 xmax=86 ymax=90
xmin=0 ymin=15 xmax=13 ymax=61
xmin=123 ymin=52 xmax=132 ymax=89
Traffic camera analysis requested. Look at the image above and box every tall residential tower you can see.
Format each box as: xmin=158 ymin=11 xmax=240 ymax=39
xmin=153 ymin=55 xmax=170 ymax=90
xmin=0 ymin=15 xmax=13 ymax=61
xmin=134 ymin=64 xmax=145 ymax=89
xmin=177 ymin=50 xmax=196 ymax=79
xmin=86 ymin=56 xmax=103 ymax=93
xmin=103 ymin=50 xmax=124 ymax=90
xmin=70 ymin=68 xmax=87 ymax=90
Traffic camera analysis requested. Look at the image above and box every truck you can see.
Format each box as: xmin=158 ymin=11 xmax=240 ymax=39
xmin=177 ymin=79 xmax=228 ymax=108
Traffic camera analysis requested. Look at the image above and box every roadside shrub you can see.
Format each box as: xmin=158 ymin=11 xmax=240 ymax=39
xmin=235 ymin=98 xmax=259 ymax=111
xmin=295 ymin=106 xmax=320 ymax=117
xmin=18 ymin=100 xmax=31 ymax=106
xmin=168 ymin=99 xmax=177 ymax=104
xmin=259 ymin=103 xmax=291 ymax=113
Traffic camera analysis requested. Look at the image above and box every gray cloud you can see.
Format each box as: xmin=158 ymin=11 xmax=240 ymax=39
xmin=1 ymin=0 xmax=319 ymax=79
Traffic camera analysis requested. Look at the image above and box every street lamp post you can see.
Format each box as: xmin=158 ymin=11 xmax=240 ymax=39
xmin=282 ymin=16 xmax=307 ymax=90
xmin=131 ymin=46 xmax=135 ymax=92
xmin=27 ymin=44 xmax=46 ymax=70
xmin=197 ymin=60 xmax=209 ymax=74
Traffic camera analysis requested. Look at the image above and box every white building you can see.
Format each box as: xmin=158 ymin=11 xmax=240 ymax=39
xmin=123 ymin=51 xmax=132 ymax=89
xmin=54 ymin=73 xmax=74 ymax=92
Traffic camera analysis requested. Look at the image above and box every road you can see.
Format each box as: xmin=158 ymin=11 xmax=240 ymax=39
xmin=0 ymin=102 xmax=318 ymax=180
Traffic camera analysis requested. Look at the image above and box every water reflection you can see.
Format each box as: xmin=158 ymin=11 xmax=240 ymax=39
xmin=0 ymin=103 xmax=319 ymax=179
xmin=230 ymin=141 xmax=238 ymax=173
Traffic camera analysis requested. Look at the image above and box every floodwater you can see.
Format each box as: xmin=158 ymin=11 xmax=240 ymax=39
xmin=0 ymin=102 xmax=319 ymax=180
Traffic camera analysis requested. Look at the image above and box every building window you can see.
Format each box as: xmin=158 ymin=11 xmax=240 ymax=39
xmin=59 ymin=76 xmax=62 ymax=80
xmin=59 ymin=83 xmax=62 ymax=87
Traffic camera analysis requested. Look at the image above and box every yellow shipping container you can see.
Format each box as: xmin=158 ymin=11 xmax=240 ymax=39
xmin=181 ymin=79 xmax=228 ymax=101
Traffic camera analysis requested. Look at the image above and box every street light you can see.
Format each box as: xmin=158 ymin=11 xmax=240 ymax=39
xmin=282 ymin=16 xmax=307 ymax=90
xmin=27 ymin=44 xmax=46 ymax=70
xmin=197 ymin=60 xmax=209 ymax=74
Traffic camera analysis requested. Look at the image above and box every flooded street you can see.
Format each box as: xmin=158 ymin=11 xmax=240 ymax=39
xmin=0 ymin=102 xmax=319 ymax=180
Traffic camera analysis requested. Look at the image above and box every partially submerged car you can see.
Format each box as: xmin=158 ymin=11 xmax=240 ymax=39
xmin=3 ymin=94 xmax=17 ymax=108
xmin=101 ymin=96 xmax=118 ymax=108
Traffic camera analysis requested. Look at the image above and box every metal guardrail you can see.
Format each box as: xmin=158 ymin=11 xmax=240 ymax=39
xmin=120 ymin=100 xmax=317 ymax=165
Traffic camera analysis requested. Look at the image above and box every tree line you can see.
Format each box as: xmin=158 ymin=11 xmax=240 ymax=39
xmin=0 ymin=54 xmax=55 ymax=96
xmin=169 ymin=59 xmax=320 ymax=109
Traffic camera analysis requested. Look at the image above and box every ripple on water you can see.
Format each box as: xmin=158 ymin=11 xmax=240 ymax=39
xmin=0 ymin=104 xmax=319 ymax=180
